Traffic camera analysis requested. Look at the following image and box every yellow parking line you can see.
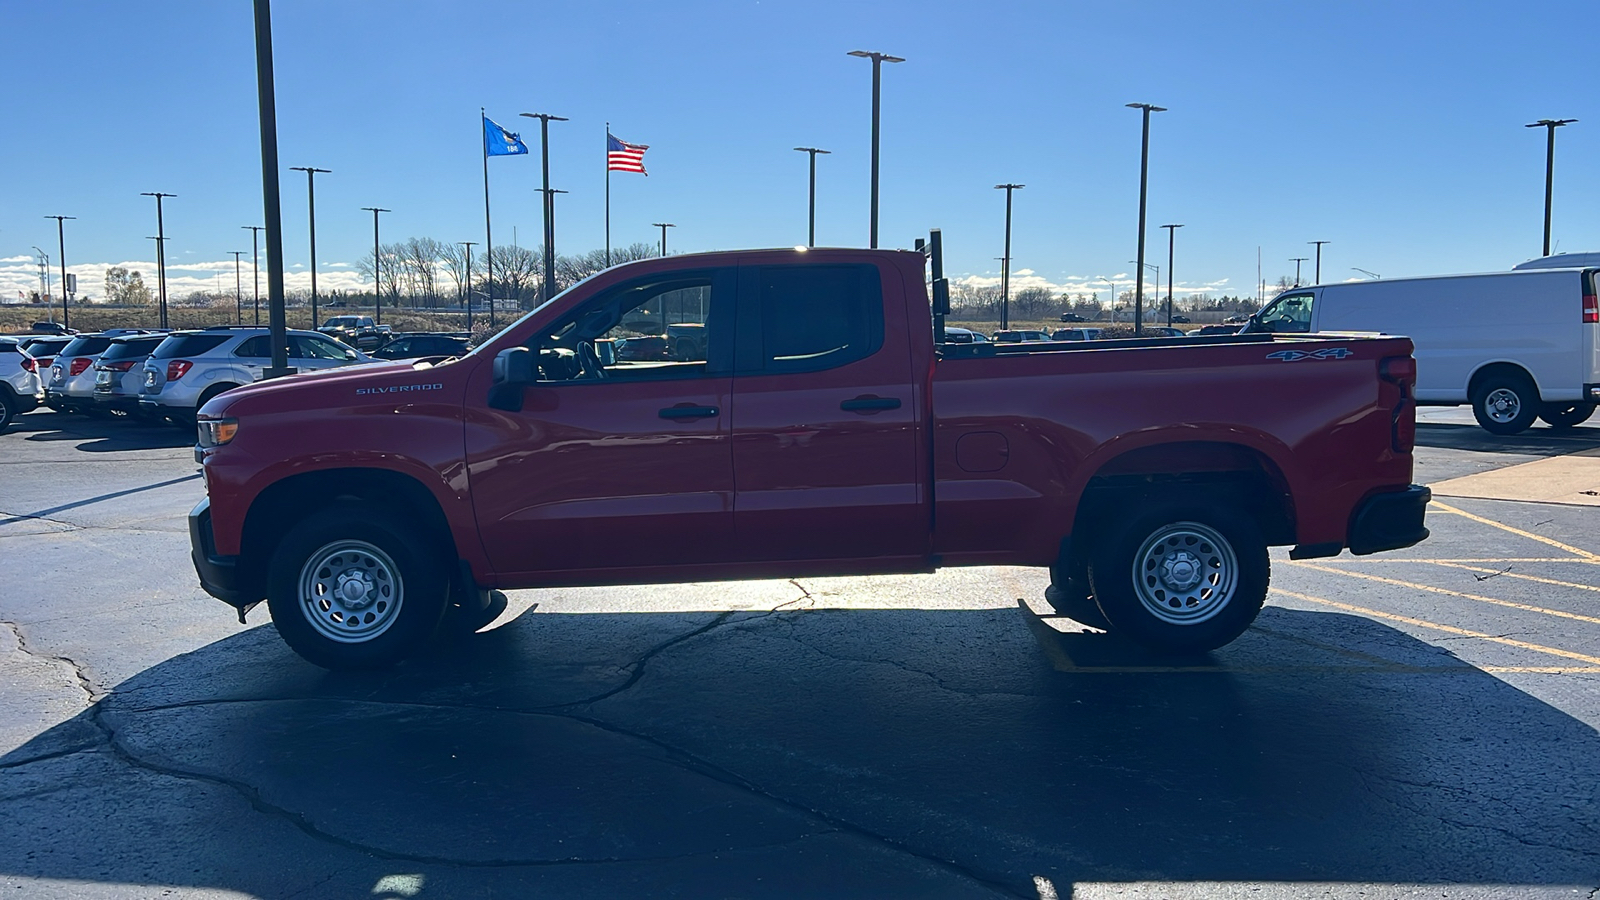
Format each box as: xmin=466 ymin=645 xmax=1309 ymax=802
xmin=1274 ymin=588 xmax=1600 ymax=666
xmin=1426 ymin=561 xmax=1600 ymax=595
xmin=1287 ymin=561 xmax=1600 ymax=626
xmin=1432 ymin=500 xmax=1600 ymax=562
xmin=1345 ymin=557 xmax=1578 ymax=564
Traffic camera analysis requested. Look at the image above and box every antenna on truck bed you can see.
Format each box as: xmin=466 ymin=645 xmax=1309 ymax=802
xmin=919 ymin=229 xmax=950 ymax=343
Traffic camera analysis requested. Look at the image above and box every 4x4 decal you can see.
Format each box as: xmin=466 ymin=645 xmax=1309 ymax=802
xmin=1267 ymin=347 xmax=1354 ymax=362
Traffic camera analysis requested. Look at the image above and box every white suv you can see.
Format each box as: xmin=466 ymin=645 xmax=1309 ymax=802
xmin=0 ymin=337 xmax=45 ymax=432
xmin=139 ymin=326 xmax=371 ymax=424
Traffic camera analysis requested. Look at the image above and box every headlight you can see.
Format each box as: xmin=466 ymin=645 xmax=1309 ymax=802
xmin=197 ymin=417 xmax=239 ymax=448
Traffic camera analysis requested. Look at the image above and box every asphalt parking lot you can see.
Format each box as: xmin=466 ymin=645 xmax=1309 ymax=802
xmin=2 ymin=406 xmax=1598 ymax=899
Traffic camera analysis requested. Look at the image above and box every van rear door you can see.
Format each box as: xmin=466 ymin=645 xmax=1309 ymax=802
xmin=1584 ymin=269 xmax=1600 ymax=401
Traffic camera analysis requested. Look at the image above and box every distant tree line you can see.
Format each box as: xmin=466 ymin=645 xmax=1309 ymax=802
xmin=350 ymin=239 xmax=660 ymax=310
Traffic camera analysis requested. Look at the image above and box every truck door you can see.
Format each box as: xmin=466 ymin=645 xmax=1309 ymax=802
xmin=464 ymin=267 xmax=735 ymax=578
xmin=729 ymin=260 xmax=926 ymax=566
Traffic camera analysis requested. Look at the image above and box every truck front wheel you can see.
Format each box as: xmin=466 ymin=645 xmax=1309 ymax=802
xmin=1046 ymin=554 xmax=1110 ymax=630
xmin=266 ymin=504 xmax=450 ymax=670
xmin=1088 ymin=503 xmax=1269 ymax=653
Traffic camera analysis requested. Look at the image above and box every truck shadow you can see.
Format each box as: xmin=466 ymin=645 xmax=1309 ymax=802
xmin=2 ymin=605 xmax=1595 ymax=897
xmin=12 ymin=408 xmax=192 ymax=451
xmin=1416 ymin=420 xmax=1600 ymax=456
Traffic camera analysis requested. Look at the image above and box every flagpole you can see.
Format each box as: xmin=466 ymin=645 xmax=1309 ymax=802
xmin=605 ymin=122 xmax=611 ymax=268
xmin=482 ymin=108 xmax=493 ymax=328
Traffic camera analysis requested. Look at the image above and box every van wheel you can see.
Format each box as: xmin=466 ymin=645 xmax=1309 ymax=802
xmin=266 ymin=504 xmax=450 ymax=670
xmin=1046 ymin=553 xmax=1110 ymax=630
xmin=1088 ymin=502 xmax=1269 ymax=653
xmin=1538 ymin=402 xmax=1596 ymax=430
xmin=1472 ymin=373 xmax=1539 ymax=436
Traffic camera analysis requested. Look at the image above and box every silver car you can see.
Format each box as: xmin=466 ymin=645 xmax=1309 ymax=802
xmin=93 ymin=334 xmax=170 ymax=415
xmin=47 ymin=332 xmax=133 ymax=414
xmin=140 ymin=326 xmax=371 ymax=423
xmin=0 ymin=337 xmax=44 ymax=431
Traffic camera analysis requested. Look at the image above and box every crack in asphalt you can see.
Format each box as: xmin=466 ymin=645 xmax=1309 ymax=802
xmin=1 ymin=620 xmax=105 ymax=705
xmin=1352 ymin=768 xmax=1600 ymax=857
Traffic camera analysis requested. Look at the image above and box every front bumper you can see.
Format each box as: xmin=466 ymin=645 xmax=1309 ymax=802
xmin=189 ymin=497 xmax=260 ymax=610
xmin=1348 ymin=484 xmax=1431 ymax=556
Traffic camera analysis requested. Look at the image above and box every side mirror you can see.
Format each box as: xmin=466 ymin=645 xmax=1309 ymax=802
xmin=489 ymin=347 xmax=534 ymax=411
xmin=345 ymin=349 xmax=358 ymax=360
xmin=594 ymin=339 xmax=616 ymax=368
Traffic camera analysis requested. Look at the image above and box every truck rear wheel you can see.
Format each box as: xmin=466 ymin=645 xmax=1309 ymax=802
xmin=1088 ymin=502 xmax=1269 ymax=653
xmin=1538 ymin=402 xmax=1596 ymax=430
xmin=1472 ymin=373 xmax=1539 ymax=435
xmin=266 ymin=504 xmax=449 ymax=670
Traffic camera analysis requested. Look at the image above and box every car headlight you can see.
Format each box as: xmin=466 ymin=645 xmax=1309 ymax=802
xmin=197 ymin=417 xmax=239 ymax=448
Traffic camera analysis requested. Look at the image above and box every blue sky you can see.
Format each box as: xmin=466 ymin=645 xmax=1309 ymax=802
xmin=2 ymin=0 xmax=1596 ymax=307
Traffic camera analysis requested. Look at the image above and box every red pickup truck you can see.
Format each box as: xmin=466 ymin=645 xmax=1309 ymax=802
xmin=190 ymin=237 xmax=1428 ymax=670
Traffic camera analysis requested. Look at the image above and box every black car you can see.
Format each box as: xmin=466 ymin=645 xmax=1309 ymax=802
xmin=370 ymin=333 xmax=472 ymax=360
xmin=1170 ymin=314 xmax=1191 ymax=324
xmin=30 ymin=321 xmax=76 ymax=335
xmin=1059 ymin=312 xmax=1086 ymax=322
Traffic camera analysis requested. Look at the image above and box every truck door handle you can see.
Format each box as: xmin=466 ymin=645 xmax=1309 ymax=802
xmin=840 ymin=396 xmax=901 ymax=412
xmin=659 ymin=405 xmax=720 ymax=420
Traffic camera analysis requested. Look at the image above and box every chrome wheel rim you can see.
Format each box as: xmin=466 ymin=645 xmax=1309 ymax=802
xmin=1485 ymin=388 xmax=1522 ymax=424
xmin=298 ymin=539 xmax=402 ymax=643
xmin=1131 ymin=521 xmax=1237 ymax=626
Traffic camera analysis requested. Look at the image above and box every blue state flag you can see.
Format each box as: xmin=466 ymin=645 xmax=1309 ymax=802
xmin=484 ymin=117 xmax=529 ymax=157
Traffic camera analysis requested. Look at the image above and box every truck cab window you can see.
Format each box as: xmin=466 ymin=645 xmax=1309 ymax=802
xmin=748 ymin=264 xmax=883 ymax=373
xmin=531 ymin=275 xmax=718 ymax=383
xmin=1257 ymin=292 xmax=1315 ymax=333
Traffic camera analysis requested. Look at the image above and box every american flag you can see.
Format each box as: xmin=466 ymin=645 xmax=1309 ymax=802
xmin=607 ymin=133 xmax=648 ymax=175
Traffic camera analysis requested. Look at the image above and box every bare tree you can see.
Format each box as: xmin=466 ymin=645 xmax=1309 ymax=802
xmin=483 ymin=244 xmax=540 ymax=308
xmin=439 ymin=242 xmax=469 ymax=305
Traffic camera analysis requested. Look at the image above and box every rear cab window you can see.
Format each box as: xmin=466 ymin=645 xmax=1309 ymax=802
xmin=736 ymin=264 xmax=884 ymax=374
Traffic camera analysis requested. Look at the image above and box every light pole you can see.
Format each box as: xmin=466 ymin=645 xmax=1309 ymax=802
xmin=1352 ymin=267 xmax=1381 ymax=280
xmin=30 ymin=247 xmax=51 ymax=320
xmin=362 ymin=207 xmax=390 ymax=326
xmin=848 ymin=49 xmax=905 ymax=249
xmin=458 ymin=241 xmax=477 ymax=332
xmin=230 ymin=251 xmax=245 ymax=323
xmin=44 ymin=216 xmax=75 ymax=330
xmin=143 ymin=192 xmax=175 ymax=328
xmin=1526 ymin=118 xmax=1577 ymax=257
xmin=1128 ymin=261 xmax=1158 ymax=324
xmin=242 ymin=226 xmax=264 ymax=325
xmin=1309 ymin=240 xmax=1330 ymax=285
xmin=1290 ymin=257 xmax=1308 ymax=287
xmin=1099 ymin=275 xmax=1116 ymax=320
xmin=519 ymin=112 xmax=567 ymax=308
xmin=289 ymin=166 xmax=331 ymax=327
xmin=993 ymin=184 xmax=1024 ymax=330
xmin=653 ymin=222 xmax=676 ymax=257
xmin=1126 ymin=102 xmax=1166 ymax=336
xmin=1161 ymin=224 xmax=1183 ymax=327
xmin=794 ymin=147 xmax=831 ymax=247
xmin=536 ymin=189 xmax=568 ymax=301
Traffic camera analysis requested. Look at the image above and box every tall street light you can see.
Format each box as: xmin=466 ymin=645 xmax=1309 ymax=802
xmin=362 ymin=207 xmax=390 ymax=327
xmin=1126 ymin=102 xmax=1166 ymax=336
xmin=30 ymin=247 xmax=52 ymax=319
xmin=794 ymin=147 xmax=831 ymax=247
xmin=290 ymin=166 xmax=331 ymax=327
xmin=536 ymin=188 xmax=568 ymax=301
xmin=242 ymin=226 xmax=264 ymax=325
xmin=519 ymin=112 xmax=567 ymax=308
xmin=251 ymin=0 xmax=291 ymax=378
xmin=848 ymin=49 xmax=905 ymax=249
xmin=994 ymin=184 xmax=1024 ymax=330
xmin=458 ymin=241 xmax=477 ymax=332
xmin=1526 ymin=118 xmax=1577 ymax=257
xmin=653 ymin=222 xmax=676 ymax=257
xmin=43 ymin=216 xmax=75 ymax=330
xmin=1161 ymin=223 xmax=1184 ymax=327
xmin=1128 ymin=260 xmax=1159 ymax=324
xmin=1308 ymin=240 xmax=1330 ymax=285
xmin=230 ymin=251 xmax=245 ymax=324
xmin=1290 ymin=257 xmax=1308 ymax=287
xmin=1098 ymin=274 xmax=1116 ymax=318
xmin=142 ymin=192 xmax=175 ymax=328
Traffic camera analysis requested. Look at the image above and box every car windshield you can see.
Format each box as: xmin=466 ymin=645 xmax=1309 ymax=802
xmin=151 ymin=333 xmax=231 ymax=359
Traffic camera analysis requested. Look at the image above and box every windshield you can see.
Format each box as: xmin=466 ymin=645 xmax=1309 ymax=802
xmin=1253 ymin=292 xmax=1315 ymax=333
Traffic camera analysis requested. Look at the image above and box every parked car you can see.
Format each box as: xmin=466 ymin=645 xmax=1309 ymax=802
xmin=19 ymin=335 xmax=73 ymax=378
xmin=93 ymin=334 xmax=172 ymax=415
xmin=942 ymin=326 xmax=988 ymax=344
xmin=141 ymin=326 xmax=372 ymax=425
xmin=1170 ymin=315 xmax=1191 ymax=324
xmin=615 ymin=334 xmax=671 ymax=361
xmin=992 ymin=330 xmax=1052 ymax=342
xmin=189 ymin=242 xmax=1427 ymax=670
xmin=1189 ymin=324 xmax=1241 ymax=336
xmin=317 ymin=315 xmax=391 ymax=351
xmin=1223 ymin=314 xmax=1252 ymax=324
xmin=48 ymin=332 xmax=131 ymax=414
xmin=29 ymin=321 xmax=76 ymax=335
xmin=1143 ymin=326 xmax=1188 ymax=338
xmin=1059 ymin=312 xmax=1087 ymax=322
xmin=0 ymin=337 xmax=44 ymax=431
xmin=1051 ymin=327 xmax=1102 ymax=341
xmin=1242 ymin=266 xmax=1600 ymax=434
xmin=370 ymin=333 xmax=472 ymax=361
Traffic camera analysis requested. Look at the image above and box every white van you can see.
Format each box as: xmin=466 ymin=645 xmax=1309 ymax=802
xmin=1243 ymin=267 xmax=1600 ymax=435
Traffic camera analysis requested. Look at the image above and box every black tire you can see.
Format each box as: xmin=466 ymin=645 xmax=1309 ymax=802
xmin=1045 ymin=554 xmax=1111 ymax=630
xmin=266 ymin=503 xmax=450 ymax=670
xmin=1088 ymin=501 xmax=1269 ymax=654
xmin=0 ymin=395 xmax=14 ymax=433
xmin=1538 ymin=402 xmax=1596 ymax=430
xmin=197 ymin=384 xmax=240 ymax=413
xmin=1472 ymin=372 xmax=1539 ymax=435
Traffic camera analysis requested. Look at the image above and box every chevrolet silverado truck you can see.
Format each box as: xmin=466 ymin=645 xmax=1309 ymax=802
xmin=190 ymin=234 xmax=1429 ymax=670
